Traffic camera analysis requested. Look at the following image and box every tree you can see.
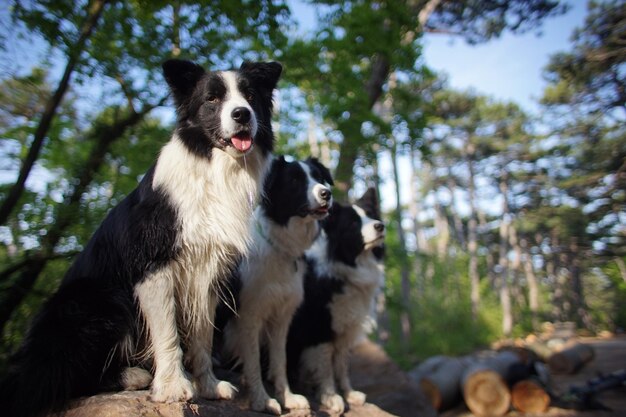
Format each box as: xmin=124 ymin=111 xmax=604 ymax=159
xmin=282 ymin=0 xmax=567 ymax=200
xmin=541 ymin=0 xmax=626 ymax=257
xmin=0 ymin=0 xmax=291 ymax=356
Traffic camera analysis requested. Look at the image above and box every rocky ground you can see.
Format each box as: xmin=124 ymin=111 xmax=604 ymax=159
xmin=53 ymin=340 xmax=435 ymax=417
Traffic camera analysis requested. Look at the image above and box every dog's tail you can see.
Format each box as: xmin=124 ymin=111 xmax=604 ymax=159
xmin=0 ymin=279 xmax=136 ymax=417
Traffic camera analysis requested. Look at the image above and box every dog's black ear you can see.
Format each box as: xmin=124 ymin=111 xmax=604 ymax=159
xmin=306 ymin=157 xmax=334 ymax=186
xmin=262 ymin=155 xmax=286 ymax=197
xmin=162 ymin=59 xmax=205 ymax=104
xmin=356 ymin=187 xmax=381 ymax=220
xmin=239 ymin=61 xmax=283 ymax=91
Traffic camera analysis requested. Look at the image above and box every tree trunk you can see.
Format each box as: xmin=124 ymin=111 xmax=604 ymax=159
xmin=465 ymin=145 xmax=480 ymax=319
xmin=520 ymin=237 xmax=540 ymax=329
xmin=615 ymin=257 xmax=626 ymax=283
xmin=434 ymin=201 xmax=450 ymax=258
xmin=498 ymin=173 xmax=513 ymax=337
xmin=0 ymin=0 xmax=109 ymax=226
xmin=408 ymin=142 xmax=424 ymax=296
xmin=446 ymin=175 xmax=466 ymax=249
xmin=0 ymin=100 xmax=162 ymax=335
xmin=390 ymin=138 xmax=412 ymax=347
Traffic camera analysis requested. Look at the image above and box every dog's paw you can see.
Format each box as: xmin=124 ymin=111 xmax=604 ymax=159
xmin=321 ymin=393 xmax=345 ymax=414
xmin=121 ymin=367 xmax=153 ymax=391
xmin=251 ymin=396 xmax=282 ymax=415
xmin=345 ymin=390 xmax=367 ymax=406
xmin=282 ymin=392 xmax=310 ymax=410
xmin=150 ymin=376 xmax=195 ymax=403
xmin=197 ymin=378 xmax=238 ymax=400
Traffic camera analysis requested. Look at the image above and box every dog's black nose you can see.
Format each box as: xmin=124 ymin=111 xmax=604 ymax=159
xmin=320 ymin=188 xmax=331 ymax=201
xmin=231 ymin=107 xmax=251 ymax=124
xmin=374 ymin=222 xmax=384 ymax=232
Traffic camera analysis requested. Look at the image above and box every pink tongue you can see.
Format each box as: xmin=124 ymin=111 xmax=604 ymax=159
xmin=231 ymin=135 xmax=252 ymax=152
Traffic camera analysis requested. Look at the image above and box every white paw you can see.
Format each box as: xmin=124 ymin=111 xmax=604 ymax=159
xmin=197 ymin=378 xmax=238 ymax=400
xmin=251 ymin=395 xmax=282 ymax=415
xmin=121 ymin=367 xmax=153 ymax=391
xmin=346 ymin=390 xmax=367 ymax=406
xmin=283 ymin=392 xmax=310 ymax=410
xmin=321 ymin=393 xmax=345 ymax=414
xmin=150 ymin=375 xmax=195 ymax=403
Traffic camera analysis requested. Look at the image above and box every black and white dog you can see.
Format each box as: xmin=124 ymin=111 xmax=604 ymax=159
xmin=0 ymin=59 xmax=282 ymax=417
xmin=220 ymin=156 xmax=333 ymax=415
xmin=287 ymin=188 xmax=385 ymax=414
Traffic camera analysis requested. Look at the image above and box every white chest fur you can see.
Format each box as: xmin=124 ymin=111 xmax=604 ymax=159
xmin=328 ymin=252 xmax=384 ymax=342
xmin=151 ymin=135 xmax=269 ymax=331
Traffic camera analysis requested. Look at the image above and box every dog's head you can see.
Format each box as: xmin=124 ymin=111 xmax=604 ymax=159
xmin=162 ymin=59 xmax=282 ymax=159
xmin=322 ymin=188 xmax=385 ymax=266
xmin=261 ymin=156 xmax=333 ymax=226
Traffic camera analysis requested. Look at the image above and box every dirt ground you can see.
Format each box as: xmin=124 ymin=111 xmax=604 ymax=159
xmin=442 ymin=336 xmax=626 ymax=417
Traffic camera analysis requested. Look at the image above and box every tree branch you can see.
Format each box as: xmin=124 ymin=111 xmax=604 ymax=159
xmin=0 ymin=0 xmax=109 ymax=226
xmin=0 ymin=97 xmax=165 ymax=335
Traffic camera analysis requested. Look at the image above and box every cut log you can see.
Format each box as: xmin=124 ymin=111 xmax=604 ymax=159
xmin=461 ymin=351 xmax=521 ymax=417
xmin=548 ymin=342 xmax=595 ymax=374
xmin=511 ymin=379 xmax=550 ymax=413
xmin=523 ymin=340 xmax=554 ymax=362
xmin=416 ymin=357 xmax=467 ymax=411
xmin=409 ymin=355 xmax=450 ymax=382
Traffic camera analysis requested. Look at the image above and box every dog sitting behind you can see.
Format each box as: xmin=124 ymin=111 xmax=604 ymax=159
xmin=220 ymin=155 xmax=334 ymax=415
xmin=287 ymin=188 xmax=385 ymax=414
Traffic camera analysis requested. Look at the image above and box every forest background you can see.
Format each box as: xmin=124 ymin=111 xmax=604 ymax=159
xmin=0 ymin=0 xmax=624 ymax=370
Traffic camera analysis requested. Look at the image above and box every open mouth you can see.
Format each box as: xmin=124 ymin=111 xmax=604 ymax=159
xmin=225 ymin=131 xmax=253 ymax=152
xmin=298 ymin=204 xmax=330 ymax=218
xmin=311 ymin=206 xmax=330 ymax=216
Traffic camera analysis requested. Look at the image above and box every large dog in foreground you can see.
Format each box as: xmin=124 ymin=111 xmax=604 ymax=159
xmin=287 ymin=188 xmax=385 ymax=414
xmin=0 ymin=59 xmax=282 ymax=417
xmin=220 ymin=155 xmax=333 ymax=415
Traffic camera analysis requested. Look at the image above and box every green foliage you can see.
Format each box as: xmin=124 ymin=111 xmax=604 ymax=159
xmin=382 ymin=221 xmax=503 ymax=369
xmin=0 ymin=0 xmax=294 ymax=360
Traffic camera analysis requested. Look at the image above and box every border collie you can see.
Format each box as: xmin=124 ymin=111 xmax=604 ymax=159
xmin=0 ymin=59 xmax=282 ymax=417
xmin=220 ymin=156 xmax=333 ymax=415
xmin=287 ymin=188 xmax=385 ymax=414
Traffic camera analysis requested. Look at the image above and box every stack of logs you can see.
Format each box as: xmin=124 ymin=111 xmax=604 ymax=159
xmin=410 ymin=335 xmax=595 ymax=416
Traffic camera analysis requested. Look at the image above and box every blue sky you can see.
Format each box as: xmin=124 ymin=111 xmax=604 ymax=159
xmin=422 ymin=2 xmax=587 ymax=114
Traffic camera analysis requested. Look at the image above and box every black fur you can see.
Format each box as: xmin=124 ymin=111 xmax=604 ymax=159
xmin=215 ymin=155 xmax=333 ymax=339
xmin=286 ymin=197 xmax=384 ymax=375
xmin=286 ymin=256 xmax=344 ymax=367
xmin=261 ymin=156 xmax=333 ymax=226
xmin=163 ymin=60 xmax=281 ymax=159
xmin=0 ymin=60 xmax=281 ymax=417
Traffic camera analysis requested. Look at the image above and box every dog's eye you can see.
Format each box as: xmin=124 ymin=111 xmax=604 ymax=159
xmin=207 ymin=95 xmax=219 ymax=103
xmin=246 ymin=93 xmax=254 ymax=102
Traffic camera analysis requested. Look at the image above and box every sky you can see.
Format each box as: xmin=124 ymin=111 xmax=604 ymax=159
xmin=421 ymin=1 xmax=587 ymax=115
xmin=379 ymin=1 xmax=589 ymax=213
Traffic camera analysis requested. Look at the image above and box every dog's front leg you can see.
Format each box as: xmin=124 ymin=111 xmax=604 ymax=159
xmin=135 ymin=272 xmax=194 ymax=403
xmin=267 ymin=316 xmax=309 ymax=411
xmin=188 ymin=290 xmax=237 ymax=400
xmin=239 ymin=319 xmax=282 ymax=415
xmin=333 ymin=344 xmax=366 ymax=406
xmin=301 ymin=343 xmax=345 ymax=414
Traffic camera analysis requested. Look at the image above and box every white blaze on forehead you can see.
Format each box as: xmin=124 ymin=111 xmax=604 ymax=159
xmin=219 ymin=71 xmax=257 ymax=138
xmin=353 ymin=205 xmax=373 ymax=224
xmin=299 ymin=161 xmax=331 ymax=207
xmin=353 ymin=205 xmax=381 ymax=246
